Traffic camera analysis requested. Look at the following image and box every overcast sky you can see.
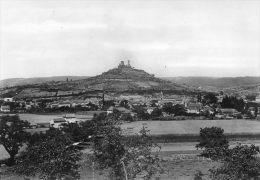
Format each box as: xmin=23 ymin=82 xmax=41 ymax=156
xmin=0 ymin=0 xmax=259 ymax=80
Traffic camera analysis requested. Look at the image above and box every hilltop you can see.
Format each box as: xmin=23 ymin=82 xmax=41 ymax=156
xmin=71 ymin=60 xmax=188 ymax=92
xmin=0 ymin=61 xmax=193 ymax=98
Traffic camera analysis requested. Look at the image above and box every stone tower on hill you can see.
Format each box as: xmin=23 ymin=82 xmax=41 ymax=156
xmin=118 ymin=60 xmax=131 ymax=68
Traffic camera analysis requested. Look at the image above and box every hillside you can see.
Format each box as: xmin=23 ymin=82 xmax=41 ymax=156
xmin=163 ymin=77 xmax=260 ymax=89
xmin=0 ymin=62 xmax=194 ymax=98
xmin=66 ymin=61 xmax=190 ymax=92
xmin=0 ymin=76 xmax=89 ymax=88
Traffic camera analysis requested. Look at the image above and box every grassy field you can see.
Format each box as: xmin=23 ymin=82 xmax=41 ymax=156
xmin=19 ymin=113 xmax=92 ymax=125
xmin=122 ymin=120 xmax=260 ymax=135
xmin=19 ymin=114 xmax=260 ymax=135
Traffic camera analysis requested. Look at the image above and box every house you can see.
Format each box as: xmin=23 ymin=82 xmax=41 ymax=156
xmin=50 ymin=118 xmax=68 ymax=128
xmin=107 ymin=106 xmax=114 ymax=114
xmin=107 ymin=106 xmax=131 ymax=115
xmin=63 ymin=114 xmax=79 ymax=123
xmin=187 ymin=103 xmax=201 ymax=114
xmin=4 ymin=98 xmax=14 ymax=102
xmin=71 ymin=100 xmax=89 ymax=108
xmin=58 ymin=102 xmax=71 ymax=108
xmin=220 ymin=108 xmax=239 ymax=117
xmin=256 ymin=95 xmax=260 ymax=103
xmin=0 ymin=105 xmax=10 ymax=112
xmin=36 ymin=123 xmax=50 ymax=128
xmin=146 ymin=107 xmax=156 ymax=114
xmin=25 ymin=104 xmax=32 ymax=110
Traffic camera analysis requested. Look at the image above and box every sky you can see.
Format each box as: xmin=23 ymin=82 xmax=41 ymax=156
xmin=0 ymin=0 xmax=260 ymax=80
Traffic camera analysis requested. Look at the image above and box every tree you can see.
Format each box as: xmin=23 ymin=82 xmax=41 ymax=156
xmin=0 ymin=115 xmax=30 ymax=165
xmin=162 ymin=102 xmax=174 ymax=114
xmin=210 ymin=144 xmax=260 ymax=180
xmin=120 ymin=113 xmax=134 ymax=122
xmin=150 ymin=100 xmax=158 ymax=107
xmin=196 ymin=127 xmax=229 ymax=160
xmin=221 ymin=96 xmax=245 ymax=112
xmin=202 ymin=93 xmax=218 ymax=105
xmin=133 ymin=105 xmax=150 ymax=120
xmin=119 ymin=100 xmax=130 ymax=109
xmin=172 ymin=104 xmax=186 ymax=116
xmin=92 ymin=114 xmax=162 ymax=180
xmin=150 ymin=108 xmax=162 ymax=118
xmin=14 ymin=129 xmax=82 ymax=180
xmin=246 ymin=95 xmax=256 ymax=101
xmin=92 ymin=115 xmax=126 ymax=179
xmin=197 ymin=93 xmax=202 ymax=103
xmin=125 ymin=127 xmax=163 ymax=180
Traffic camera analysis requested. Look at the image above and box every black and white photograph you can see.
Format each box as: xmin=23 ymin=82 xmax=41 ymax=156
xmin=0 ymin=0 xmax=260 ymax=179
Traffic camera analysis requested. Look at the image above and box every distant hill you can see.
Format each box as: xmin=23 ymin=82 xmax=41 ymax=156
xmin=0 ymin=76 xmax=89 ymax=88
xmin=0 ymin=62 xmax=194 ymax=98
xmin=67 ymin=61 xmax=189 ymax=92
xmin=163 ymin=77 xmax=260 ymax=89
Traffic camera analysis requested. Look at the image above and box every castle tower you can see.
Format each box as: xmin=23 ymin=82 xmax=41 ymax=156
xmin=127 ymin=60 xmax=131 ymax=67
xmin=118 ymin=61 xmax=125 ymax=68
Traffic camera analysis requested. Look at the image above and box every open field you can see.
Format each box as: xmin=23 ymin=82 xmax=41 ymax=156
xmin=122 ymin=120 xmax=260 ymax=135
xmin=19 ymin=113 xmax=94 ymax=125
xmin=18 ymin=114 xmax=260 ymax=136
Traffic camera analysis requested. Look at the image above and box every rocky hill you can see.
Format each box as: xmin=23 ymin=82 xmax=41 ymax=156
xmin=0 ymin=61 xmax=194 ymax=98
xmin=71 ymin=61 xmax=188 ymax=92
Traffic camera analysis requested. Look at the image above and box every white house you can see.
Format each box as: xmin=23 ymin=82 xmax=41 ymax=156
xmin=4 ymin=98 xmax=14 ymax=102
xmin=0 ymin=105 xmax=10 ymax=112
xmin=50 ymin=118 xmax=68 ymax=128
xmin=63 ymin=114 xmax=80 ymax=123
xmin=186 ymin=103 xmax=201 ymax=114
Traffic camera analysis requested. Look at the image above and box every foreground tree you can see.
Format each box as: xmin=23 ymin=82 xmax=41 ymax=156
xmin=125 ymin=127 xmax=163 ymax=180
xmin=13 ymin=129 xmax=82 ymax=180
xmin=92 ymin=113 xmax=162 ymax=180
xmin=196 ymin=127 xmax=229 ymax=160
xmin=210 ymin=144 xmax=260 ymax=180
xmin=0 ymin=115 xmax=30 ymax=165
xmin=196 ymin=127 xmax=260 ymax=179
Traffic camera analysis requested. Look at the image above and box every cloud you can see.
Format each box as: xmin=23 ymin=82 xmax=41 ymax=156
xmin=0 ymin=0 xmax=259 ymax=79
xmin=2 ymin=20 xmax=109 ymax=34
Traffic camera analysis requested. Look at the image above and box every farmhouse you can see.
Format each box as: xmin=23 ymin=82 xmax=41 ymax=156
xmin=63 ymin=114 xmax=80 ymax=123
xmin=0 ymin=105 xmax=10 ymax=112
xmin=50 ymin=118 xmax=68 ymax=128
xmin=58 ymin=102 xmax=71 ymax=108
xmin=186 ymin=103 xmax=201 ymax=114
xmin=219 ymin=108 xmax=240 ymax=119
xmin=4 ymin=97 xmax=14 ymax=102
xmin=107 ymin=106 xmax=131 ymax=114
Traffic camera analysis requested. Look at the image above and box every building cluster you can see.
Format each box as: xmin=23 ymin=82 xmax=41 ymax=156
xmin=1 ymin=90 xmax=260 ymax=126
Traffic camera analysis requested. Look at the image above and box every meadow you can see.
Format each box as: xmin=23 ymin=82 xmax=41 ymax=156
xmin=18 ymin=114 xmax=260 ymax=136
xmin=122 ymin=119 xmax=260 ymax=135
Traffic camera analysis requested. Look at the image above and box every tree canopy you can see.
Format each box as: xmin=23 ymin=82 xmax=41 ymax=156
xmin=0 ymin=115 xmax=30 ymax=165
xmin=14 ymin=129 xmax=82 ymax=180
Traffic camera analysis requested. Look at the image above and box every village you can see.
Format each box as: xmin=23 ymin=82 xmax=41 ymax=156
xmin=1 ymin=88 xmax=260 ymax=129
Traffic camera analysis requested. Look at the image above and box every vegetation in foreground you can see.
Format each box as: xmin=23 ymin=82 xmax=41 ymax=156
xmin=1 ymin=114 xmax=260 ymax=179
